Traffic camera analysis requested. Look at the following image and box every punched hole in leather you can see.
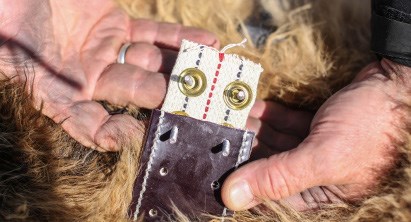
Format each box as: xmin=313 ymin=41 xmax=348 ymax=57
xmin=129 ymin=109 xmax=254 ymax=221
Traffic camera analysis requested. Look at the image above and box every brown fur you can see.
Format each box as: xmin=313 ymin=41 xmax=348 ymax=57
xmin=1 ymin=0 xmax=411 ymax=221
xmin=0 ymin=76 xmax=142 ymax=221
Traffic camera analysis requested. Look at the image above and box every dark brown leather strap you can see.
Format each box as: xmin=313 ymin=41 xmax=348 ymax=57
xmin=129 ymin=109 xmax=254 ymax=221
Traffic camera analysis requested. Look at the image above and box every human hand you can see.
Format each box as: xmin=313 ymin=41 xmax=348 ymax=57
xmin=222 ymin=59 xmax=408 ymax=211
xmin=0 ymin=0 xmax=218 ymax=151
xmin=246 ymin=100 xmax=313 ymax=160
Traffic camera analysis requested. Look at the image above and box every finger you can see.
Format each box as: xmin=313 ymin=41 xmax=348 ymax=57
xmin=250 ymin=100 xmax=313 ymax=138
xmin=352 ymin=62 xmax=383 ymax=82
xmin=130 ymin=19 xmax=220 ymax=49
xmin=249 ymin=140 xmax=278 ymax=161
xmin=54 ymin=101 xmax=144 ymax=151
xmin=124 ymin=42 xmax=178 ymax=74
xmin=247 ymin=117 xmax=302 ymax=152
xmin=93 ymin=63 xmax=167 ymax=108
xmin=284 ymin=186 xmax=343 ymax=211
xmin=221 ymin=141 xmax=321 ymax=211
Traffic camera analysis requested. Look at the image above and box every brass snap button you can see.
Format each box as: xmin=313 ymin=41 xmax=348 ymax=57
xmin=178 ymin=68 xmax=207 ymax=97
xmin=223 ymin=81 xmax=252 ymax=110
xmin=172 ymin=111 xmax=189 ymax=117
xmin=222 ymin=122 xmax=234 ymax=128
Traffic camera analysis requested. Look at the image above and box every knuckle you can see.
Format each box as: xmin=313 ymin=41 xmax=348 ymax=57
xmin=129 ymin=43 xmax=161 ymax=69
xmin=265 ymin=156 xmax=293 ymax=200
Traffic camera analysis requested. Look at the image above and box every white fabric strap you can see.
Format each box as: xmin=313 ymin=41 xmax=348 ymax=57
xmin=161 ymin=40 xmax=263 ymax=129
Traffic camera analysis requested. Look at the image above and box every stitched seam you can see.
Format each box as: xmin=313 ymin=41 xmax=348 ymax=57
xmin=236 ymin=131 xmax=249 ymax=168
xmin=133 ymin=111 xmax=165 ymax=221
xmin=381 ymin=6 xmax=411 ymax=23
xmin=203 ymin=53 xmax=225 ymax=120
xmin=221 ymin=131 xmax=249 ymax=220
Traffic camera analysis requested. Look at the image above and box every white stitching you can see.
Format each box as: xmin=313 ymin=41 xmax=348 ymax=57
xmin=221 ymin=130 xmax=250 ymax=221
xmin=236 ymin=131 xmax=249 ymax=168
xmin=220 ymin=38 xmax=247 ymax=53
xmin=133 ymin=111 xmax=165 ymax=221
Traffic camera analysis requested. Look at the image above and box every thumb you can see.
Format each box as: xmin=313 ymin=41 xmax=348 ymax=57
xmin=221 ymin=143 xmax=320 ymax=211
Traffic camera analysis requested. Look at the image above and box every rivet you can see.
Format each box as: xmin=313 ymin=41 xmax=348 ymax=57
xmin=149 ymin=208 xmax=158 ymax=217
xmin=178 ymin=68 xmax=207 ymax=97
xmin=222 ymin=139 xmax=230 ymax=157
xmin=236 ymin=90 xmax=246 ymax=101
xmin=223 ymin=81 xmax=252 ymax=110
xmin=183 ymin=75 xmax=195 ymax=87
xmin=159 ymin=167 xmax=168 ymax=176
xmin=170 ymin=126 xmax=179 ymax=144
xmin=211 ymin=181 xmax=220 ymax=190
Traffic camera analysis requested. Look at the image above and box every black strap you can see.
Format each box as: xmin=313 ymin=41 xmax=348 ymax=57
xmin=371 ymin=11 xmax=411 ymax=67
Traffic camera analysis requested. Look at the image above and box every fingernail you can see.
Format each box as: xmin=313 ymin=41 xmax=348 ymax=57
xmin=229 ymin=180 xmax=254 ymax=209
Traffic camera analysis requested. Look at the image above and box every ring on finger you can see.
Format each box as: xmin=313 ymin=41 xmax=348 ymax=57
xmin=117 ymin=42 xmax=132 ymax=64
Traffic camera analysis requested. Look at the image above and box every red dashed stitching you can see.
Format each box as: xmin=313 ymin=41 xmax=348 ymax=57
xmin=203 ymin=53 xmax=225 ymax=120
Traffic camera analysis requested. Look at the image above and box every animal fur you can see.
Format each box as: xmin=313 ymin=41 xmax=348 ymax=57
xmin=1 ymin=0 xmax=411 ymax=221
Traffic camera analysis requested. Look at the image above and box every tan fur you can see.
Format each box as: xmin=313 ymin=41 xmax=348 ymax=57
xmin=117 ymin=0 xmax=373 ymax=108
xmin=1 ymin=0 xmax=411 ymax=221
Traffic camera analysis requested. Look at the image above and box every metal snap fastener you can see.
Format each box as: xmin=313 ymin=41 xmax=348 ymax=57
xmin=149 ymin=208 xmax=158 ymax=217
xmin=169 ymin=126 xmax=179 ymax=144
xmin=159 ymin=167 xmax=168 ymax=176
xmin=178 ymin=68 xmax=207 ymax=97
xmin=211 ymin=181 xmax=220 ymax=190
xmin=222 ymin=139 xmax=230 ymax=157
xmin=172 ymin=111 xmax=189 ymax=117
xmin=223 ymin=81 xmax=253 ymax=110
xmin=222 ymin=122 xmax=234 ymax=128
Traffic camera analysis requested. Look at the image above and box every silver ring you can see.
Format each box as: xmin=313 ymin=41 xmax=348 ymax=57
xmin=117 ymin=42 xmax=132 ymax=64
